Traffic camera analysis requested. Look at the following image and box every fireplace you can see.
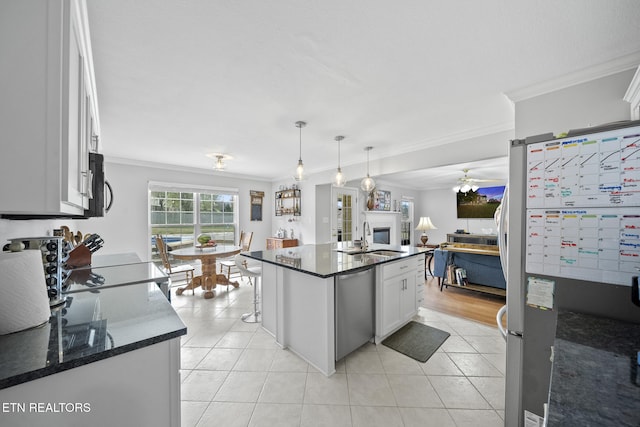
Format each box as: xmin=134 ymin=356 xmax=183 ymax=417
xmin=373 ymin=227 xmax=391 ymax=244
xmin=363 ymin=211 xmax=401 ymax=246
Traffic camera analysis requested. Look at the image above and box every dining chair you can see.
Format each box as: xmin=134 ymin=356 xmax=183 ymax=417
xmin=219 ymin=231 xmax=253 ymax=285
xmin=155 ymin=235 xmax=196 ymax=293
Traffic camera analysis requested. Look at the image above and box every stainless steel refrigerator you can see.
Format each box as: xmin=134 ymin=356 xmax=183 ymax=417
xmin=497 ymin=120 xmax=640 ymax=426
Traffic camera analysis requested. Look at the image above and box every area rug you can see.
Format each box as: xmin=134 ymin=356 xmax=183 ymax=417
xmin=382 ymin=321 xmax=450 ymax=363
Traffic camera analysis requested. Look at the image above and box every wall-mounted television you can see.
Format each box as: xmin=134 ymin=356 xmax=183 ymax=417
xmin=456 ymin=185 xmax=505 ymax=219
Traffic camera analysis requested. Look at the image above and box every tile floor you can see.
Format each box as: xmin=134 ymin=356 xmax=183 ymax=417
xmin=171 ymin=278 xmax=506 ymax=427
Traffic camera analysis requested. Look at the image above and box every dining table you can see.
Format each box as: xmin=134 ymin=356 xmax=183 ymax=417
xmin=171 ymin=244 xmax=242 ymax=299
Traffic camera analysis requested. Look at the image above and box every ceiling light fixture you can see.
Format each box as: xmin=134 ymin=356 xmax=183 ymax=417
xmin=360 ymin=146 xmax=376 ymax=193
xmin=206 ymin=153 xmax=232 ymax=172
xmin=294 ymin=121 xmax=307 ymax=181
xmin=214 ymin=155 xmax=226 ymax=171
xmin=333 ymin=135 xmax=346 ymax=187
xmin=453 ymin=169 xmax=479 ymax=193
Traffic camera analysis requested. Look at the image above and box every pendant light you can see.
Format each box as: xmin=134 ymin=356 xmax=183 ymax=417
xmin=293 ymin=121 xmax=306 ymax=181
xmin=360 ymin=146 xmax=376 ymax=192
xmin=333 ymin=135 xmax=347 ymax=187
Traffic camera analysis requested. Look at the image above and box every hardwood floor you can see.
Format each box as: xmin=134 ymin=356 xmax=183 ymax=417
xmin=421 ymin=274 xmax=506 ymax=327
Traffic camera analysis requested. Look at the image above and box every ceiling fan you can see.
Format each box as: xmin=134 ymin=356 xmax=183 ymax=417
xmin=453 ymin=169 xmax=499 ymax=193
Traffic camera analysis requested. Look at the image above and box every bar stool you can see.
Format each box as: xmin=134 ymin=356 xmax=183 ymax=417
xmin=235 ymin=254 xmax=262 ymax=323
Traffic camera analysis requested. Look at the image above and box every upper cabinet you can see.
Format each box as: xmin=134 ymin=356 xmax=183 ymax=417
xmin=0 ymin=0 xmax=100 ymax=217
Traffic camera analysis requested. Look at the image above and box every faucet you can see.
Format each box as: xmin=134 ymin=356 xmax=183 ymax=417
xmin=362 ymin=221 xmax=371 ymax=250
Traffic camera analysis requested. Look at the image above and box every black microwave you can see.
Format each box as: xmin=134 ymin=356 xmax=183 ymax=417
xmin=84 ymin=152 xmax=113 ymax=218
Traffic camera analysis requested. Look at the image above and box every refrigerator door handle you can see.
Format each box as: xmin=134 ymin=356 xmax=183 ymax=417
xmin=497 ymin=304 xmax=508 ymax=340
xmin=497 ymin=185 xmax=509 ymax=281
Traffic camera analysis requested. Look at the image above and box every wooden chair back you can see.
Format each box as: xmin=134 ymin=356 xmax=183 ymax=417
xmin=240 ymin=231 xmax=253 ymax=251
xmin=155 ymin=235 xmax=172 ymax=272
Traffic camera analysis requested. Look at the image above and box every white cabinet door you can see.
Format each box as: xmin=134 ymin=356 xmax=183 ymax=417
xmin=415 ymin=254 xmax=425 ymax=309
xmin=380 ymin=275 xmax=403 ymax=336
xmin=378 ymin=257 xmax=419 ymax=338
xmin=63 ymin=9 xmax=87 ymax=210
xmin=400 ymin=272 xmax=416 ymax=322
xmin=0 ymin=0 xmax=98 ymax=216
xmin=63 ymin=0 xmax=94 ymax=210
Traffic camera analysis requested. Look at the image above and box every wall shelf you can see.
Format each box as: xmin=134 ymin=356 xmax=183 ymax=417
xmin=275 ymin=189 xmax=301 ymax=216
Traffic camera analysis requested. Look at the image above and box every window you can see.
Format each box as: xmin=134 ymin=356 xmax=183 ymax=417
xmin=149 ymin=184 xmax=238 ymax=259
xmin=400 ymin=198 xmax=414 ymax=245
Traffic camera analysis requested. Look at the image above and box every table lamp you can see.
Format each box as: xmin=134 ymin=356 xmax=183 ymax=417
xmin=416 ymin=217 xmax=437 ymax=245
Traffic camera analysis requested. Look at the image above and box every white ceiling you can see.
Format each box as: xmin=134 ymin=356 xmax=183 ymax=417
xmin=86 ymin=0 xmax=640 ymax=189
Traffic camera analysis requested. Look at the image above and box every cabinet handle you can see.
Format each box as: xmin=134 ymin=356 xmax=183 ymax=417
xmin=400 ymin=265 xmax=409 ymax=270
xmin=81 ymin=170 xmax=93 ymax=198
xmin=91 ymin=134 xmax=99 ymax=152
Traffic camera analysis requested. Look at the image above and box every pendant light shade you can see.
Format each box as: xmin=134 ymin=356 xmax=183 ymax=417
xmin=294 ymin=121 xmax=306 ymax=181
xmin=360 ymin=146 xmax=376 ymax=192
xmin=333 ymin=135 xmax=347 ymax=187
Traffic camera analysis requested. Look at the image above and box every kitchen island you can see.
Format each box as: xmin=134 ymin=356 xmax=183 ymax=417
xmin=243 ymin=243 xmax=425 ymax=376
xmin=0 ymin=254 xmax=186 ymax=427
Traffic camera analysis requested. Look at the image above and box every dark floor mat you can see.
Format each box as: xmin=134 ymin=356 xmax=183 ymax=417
xmin=382 ymin=321 xmax=450 ymax=363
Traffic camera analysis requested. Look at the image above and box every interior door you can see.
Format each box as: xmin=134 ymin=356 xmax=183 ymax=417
xmin=332 ymin=187 xmax=358 ymax=243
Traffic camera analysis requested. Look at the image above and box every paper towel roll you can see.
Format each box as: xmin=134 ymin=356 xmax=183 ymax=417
xmin=0 ymin=250 xmax=51 ymax=335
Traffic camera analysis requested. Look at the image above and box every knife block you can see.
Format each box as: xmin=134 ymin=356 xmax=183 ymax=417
xmin=65 ymin=244 xmax=92 ymax=269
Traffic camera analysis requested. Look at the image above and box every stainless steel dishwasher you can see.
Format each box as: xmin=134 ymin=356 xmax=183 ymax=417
xmin=335 ymin=268 xmax=375 ymax=360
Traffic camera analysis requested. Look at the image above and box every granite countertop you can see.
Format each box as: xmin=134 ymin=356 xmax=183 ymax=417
xmin=0 ymin=255 xmax=186 ymax=390
xmin=548 ymin=310 xmax=640 ymax=426
xmin=63 ymin=259 xmax=169 ymax=294
xmin=243 ymin=243 xmax=424 ymax=278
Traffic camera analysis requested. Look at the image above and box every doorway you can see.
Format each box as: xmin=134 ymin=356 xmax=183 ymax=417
xmin=332 ymin=187 xmax=358 ymax=243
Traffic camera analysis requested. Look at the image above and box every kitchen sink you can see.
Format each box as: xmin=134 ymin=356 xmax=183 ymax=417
xmin=335 ymin=248 xmax=406 ymax=257
xmin=366 ymin=250 xmax=406 ymax=257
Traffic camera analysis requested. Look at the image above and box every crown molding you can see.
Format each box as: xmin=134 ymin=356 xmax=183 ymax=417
xmin=624 ymin=66 xmax=640 ymax=120
xmin=105 ymin=156 xmax=272 ymax=182
xmin=505 ymin=51 xmax=640 ymax=103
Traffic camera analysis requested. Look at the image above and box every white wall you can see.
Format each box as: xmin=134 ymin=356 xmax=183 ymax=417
xmin=514 ymin=69 xmax=635 ymax=138
xmin=414 ymin=70 xmax=636 ymax=246
xmin=274 ymin=129 xmax=513 ymax=246
xmin=417 ymin=188 xmax=500 ymax=245
xmin=1 ymin=161 xmax=273 ymax=261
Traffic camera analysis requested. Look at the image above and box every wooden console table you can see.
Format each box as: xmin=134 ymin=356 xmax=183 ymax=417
xmin=436 ymin=245 xmax=506 ymax=297
xmin=266 ymin=238 xmax=298 ymax=249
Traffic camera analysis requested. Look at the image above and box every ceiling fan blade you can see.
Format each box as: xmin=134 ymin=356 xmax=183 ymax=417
xmin=468 ymin=178 xmax=501 ymax=183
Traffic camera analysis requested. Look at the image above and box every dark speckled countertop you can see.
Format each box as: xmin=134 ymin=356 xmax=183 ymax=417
xmin=244 ymin=243 xmax=425 ymax=278
xmin=0 ymin=254 xmax=186 ymax=390
xmin=548 ymin=310 xmax=640 ymax=426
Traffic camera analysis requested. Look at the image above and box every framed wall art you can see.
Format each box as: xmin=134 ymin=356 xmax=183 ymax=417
xmin=250 ymin=190 xmax=264 ymax=221
xmin=372 ymin=190 xmax=391 ymax=211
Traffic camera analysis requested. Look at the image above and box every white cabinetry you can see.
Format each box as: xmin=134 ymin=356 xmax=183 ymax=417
xmin=376 ymin=255 xmax=423 ymax=341
xmin=0 ymin=0 xmax=100 ymax=216
xmin=415 ymin=254 xmax=425 ymax=309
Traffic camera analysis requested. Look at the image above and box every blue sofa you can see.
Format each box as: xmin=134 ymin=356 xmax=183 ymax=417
xmin=433 ymin=248 xmax=506 ymax=290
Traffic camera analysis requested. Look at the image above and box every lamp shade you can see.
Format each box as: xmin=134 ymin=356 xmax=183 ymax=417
xmin=416 ymin=217 xmax=437 ymax=231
